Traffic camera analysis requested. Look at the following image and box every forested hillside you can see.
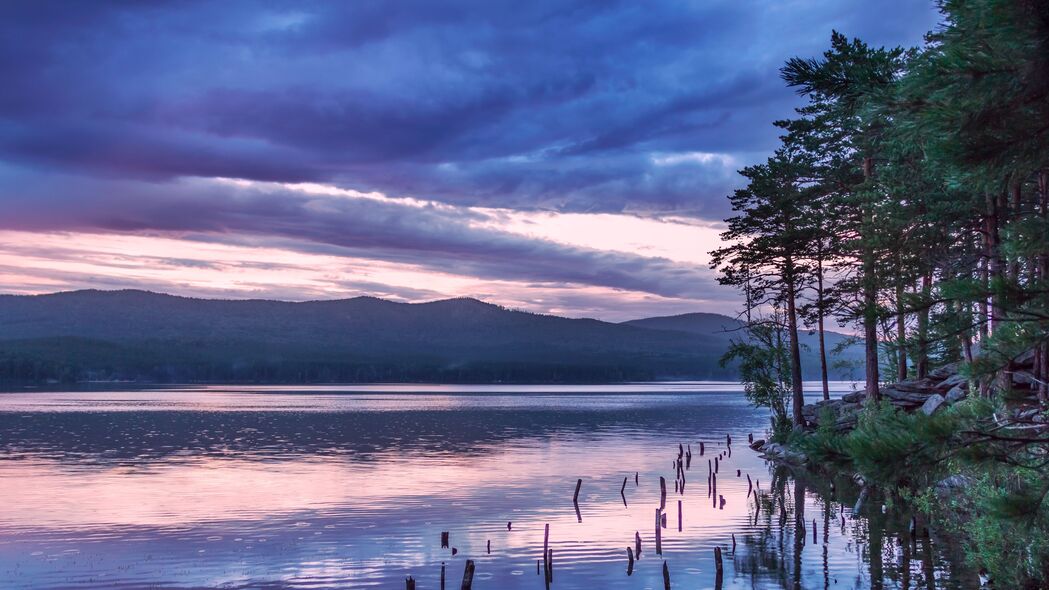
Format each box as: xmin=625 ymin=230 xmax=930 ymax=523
xmin=0 ymin=289 xmax=861 ymax=384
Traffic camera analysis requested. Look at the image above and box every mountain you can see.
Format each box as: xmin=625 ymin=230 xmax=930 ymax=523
xmin=0 ymin=290 xmax=862 ymax=385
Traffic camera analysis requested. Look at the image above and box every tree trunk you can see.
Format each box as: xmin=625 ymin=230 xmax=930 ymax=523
xmin=916 ymin=272 xmax=931 ymax=379
xmin=977 ymin=223 xmax=989 ymax=342
xmin=895 ymin=279 xmax=907 ymax=383
xmin=862 ymin=156 xmax=880 ymax=401
xmin=1010 ymin=182 xmax=1021 ymax=280
xmin=986 ymin=192 xmax=1003 ymax=337
xmin=786 ymin=268 xmax=805 ymax=426
xmin=1040 ymin=172 xmax=1049 ymax=403
xmin=816 ymin=254 xmax=830 ymax=401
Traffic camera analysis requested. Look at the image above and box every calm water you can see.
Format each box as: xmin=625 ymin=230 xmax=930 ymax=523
xmin=0 ymin=383 xmax=977 ymax=589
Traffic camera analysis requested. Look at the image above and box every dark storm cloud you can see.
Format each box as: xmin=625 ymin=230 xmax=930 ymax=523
xmin=0 ymin=0 xmax=938 ymax=218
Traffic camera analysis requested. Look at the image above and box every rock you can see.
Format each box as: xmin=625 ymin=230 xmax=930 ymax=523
xmin=841 ymin=390 xmax=865 ymax=403
xmin=935 ymin=474 xmax=972 ymax=496
xmin=1012 ymin=370 xmax=1038 ymax=386
xmin=749 ymin=439 xmax=765 ymax=451
xmin=945 ymin=385 xmax=967 ymax=404
xmin=1015 ymin=348 xmax=1036 ymax=367
xmin=935 ymin=373 xmax=967 ymax=392
xmin=761 ymin=442 xmax=807 ymax=464
xmin=882 ymin=386 xmax=934 ymax=407
xmin=927 ymin=362 xmax=961 ymax=381
xmin=921 ymin=393 xmax=946 ymax=416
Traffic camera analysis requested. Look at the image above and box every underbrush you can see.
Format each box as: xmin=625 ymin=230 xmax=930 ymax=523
xmin=788 ymin=399 xmax=1049 ymax=588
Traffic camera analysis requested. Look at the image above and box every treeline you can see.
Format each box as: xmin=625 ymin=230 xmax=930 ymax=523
xmin=712 ymin=0 xmax=1049 ymax=429
xmin=0 ymin=337 xmax=708 ymax=386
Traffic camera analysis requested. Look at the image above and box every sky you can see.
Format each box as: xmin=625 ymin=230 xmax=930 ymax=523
xmin=0 ymin=1 xmax=938 ymax=321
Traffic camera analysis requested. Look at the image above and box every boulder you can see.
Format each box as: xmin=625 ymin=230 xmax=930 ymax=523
xmin=945 ymin=385 xmax=967 ymax=404
xmin=935 ymin=474 xmax=972 ymax=497
xmin=802 ymin=398 xmax=862 ymax=432
xmin=1012 ymin=370 xmax=1038 ymax=386
xmin=921 ymin=393 xmax=946 ymax=416
xmin=761 ymin=442 xmax=807 ymax=464
xmin=841 ymin=390 xmax=865 ymax=403
xmin=927 ymin=362 xmax=961 ymax=381
xmin=882 ymin=386 xmax=934 ymax=407
xmin=749 ymin=439 xmax=765 ymax=451
xmin=935 ymin=373 xmax=968 ymax=392
xmin=1015 ymin=348 xmax=1036 ymax=367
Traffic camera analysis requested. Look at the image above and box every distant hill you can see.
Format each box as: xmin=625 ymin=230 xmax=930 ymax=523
xmin=0 ymin=290 xmax=862 ymax=385
xmin=622 ymin=312 xmax=863 ymax=382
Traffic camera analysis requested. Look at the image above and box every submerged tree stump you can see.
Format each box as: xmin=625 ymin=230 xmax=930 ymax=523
xmin=460 ymin=560 xmax=475 ymax=590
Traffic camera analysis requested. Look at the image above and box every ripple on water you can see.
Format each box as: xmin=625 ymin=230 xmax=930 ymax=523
xmin=0 ymin=385 xmax=976 ymax=589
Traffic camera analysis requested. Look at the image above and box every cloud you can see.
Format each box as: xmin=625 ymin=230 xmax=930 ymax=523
xmin=0 ymin=0 xmax=939 ymax=220
xmin=0 ymin=171 xmax=719 ymax=300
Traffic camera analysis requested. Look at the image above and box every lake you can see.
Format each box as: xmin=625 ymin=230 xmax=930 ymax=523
xmin=0 ymin=383 xmax=978 ymax=589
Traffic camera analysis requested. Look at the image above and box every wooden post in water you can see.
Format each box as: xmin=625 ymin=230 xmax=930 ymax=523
xmin=406 ymin=576 xmax=416 ymax=590
xmin=655 ymin=508 xmax=663 ymax=555
xmin=626 ymin=547 xmax=634 ymax=575
xmin=441 ymin=562 xmax=446 ymax=590
xmin=573 ymin=478 xmax=582 ymax=503
xmin=487 ymin=539 xmax=491 ymax=554
xmin=677 ymin=500 xmax=683 ymax=531
xmin=700 ymin=441 xmax=705 ymax=455
xmin=543 ymin=523 xmax=550 ymax=578
xmin=460 ymin=560 xmax=475 ymax=590
xmin=732 ymin=533 xmax=736 ymax=552
xmin=546 ymin=549 xmax=553 ymax=584
xmin=714 ymin=546 xmax=724 ymax=589
xmin=441 ymin=531 xmax=449 ymax=548
xmin=659 ymin=476 xmax=667 ymax=510
xmin=635 ymin=531 xmax=642 ymax=558
xmin=662 ymin=560 xmax=671 ymax=590
xmin=635 ymin=471 xmax=639 ymax=486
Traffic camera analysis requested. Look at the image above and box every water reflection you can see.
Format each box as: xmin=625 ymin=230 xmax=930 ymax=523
xmin=0 ymin=385 xmax=977 ymax=589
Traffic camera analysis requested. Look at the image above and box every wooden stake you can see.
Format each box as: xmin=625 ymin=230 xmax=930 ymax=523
xmin=406 ymin=576 xmax=416 ymax=590
xmin=677 ymin=500 xmax=683 ymax=531
xmin=441 ymin=531 xmax=449 ymax=548
xmin=626 ymin=547 xmax=635 ymax=575
xmin=460 ymin=559 xmax=475 ymax=590
xmin=662 ymin=560 xmax=671 ymax=590
xmin=714 ymin=546 xmax=724 ymax=589
xmin=635 ymin=530 xmax=642 ymax=558
xmin=655 ymin=508 xmax=663 ymax=555
xmin=573 ymin=478 xmax=582 ymax=503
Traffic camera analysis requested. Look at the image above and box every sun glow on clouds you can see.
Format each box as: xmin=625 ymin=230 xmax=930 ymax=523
xmin=0 ymin=176 xmax=733 ymax=319
xmin=223 ymin=178 xmax=725 ymax=266
xmin=0 ymin=226 xmax=722 ymax=321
